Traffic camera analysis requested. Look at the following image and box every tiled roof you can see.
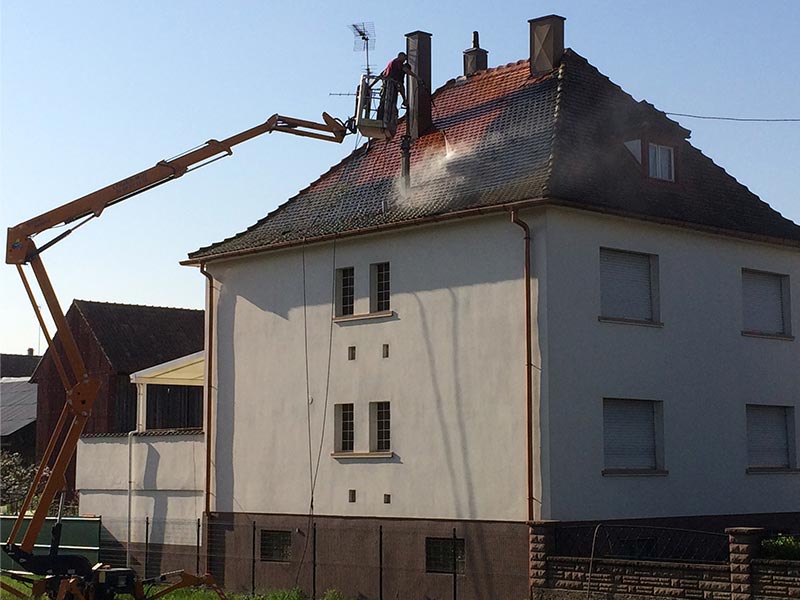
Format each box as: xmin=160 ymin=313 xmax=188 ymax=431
xmin=188 ymin=50 xmax=800 ymax=262
xmin=71 ymin=300 xmax=204 ymax=374
xmin=0 ymin=354 xmax=41 ymax=378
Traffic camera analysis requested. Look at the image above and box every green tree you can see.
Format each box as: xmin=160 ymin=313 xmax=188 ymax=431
xmin=0 ymin=450 xmax=36 ymax=514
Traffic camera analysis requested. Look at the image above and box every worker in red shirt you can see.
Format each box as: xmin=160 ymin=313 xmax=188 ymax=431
xmin=381 ymin=52 xmax=418 ymax=108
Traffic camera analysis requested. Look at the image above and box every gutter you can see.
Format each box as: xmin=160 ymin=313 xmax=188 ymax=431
xmin=182 ymin=195 xmax=800 ymax=267
xmin=510 ymin=210 xmax=535 ymax=522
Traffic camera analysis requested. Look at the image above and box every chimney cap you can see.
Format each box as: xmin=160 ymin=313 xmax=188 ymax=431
xmin=405 ymin=30 xmax=433 ymax=37
xmin=528 ymin=14 xmax=566 ymax=24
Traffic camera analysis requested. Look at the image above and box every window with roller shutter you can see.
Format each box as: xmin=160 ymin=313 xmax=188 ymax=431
xmin=600 ymin=248 xmax=660 ymax=324
xmin=746 ymin=404 xmax=795 ymax=470
xmin=742 ymin=269 xmax=791 ymax=337
xmin=603 ymin=398 xmax=665 ymax=473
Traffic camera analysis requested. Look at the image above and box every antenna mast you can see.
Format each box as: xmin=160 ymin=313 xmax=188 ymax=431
xmin=350 ymin=22 xmax=376 ymax=76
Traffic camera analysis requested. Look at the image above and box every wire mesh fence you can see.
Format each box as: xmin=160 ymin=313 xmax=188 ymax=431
xmin=97 ymin=516 xmax=530 ymax=600
xmin=553 ymin=523 xmax=730 ymax=564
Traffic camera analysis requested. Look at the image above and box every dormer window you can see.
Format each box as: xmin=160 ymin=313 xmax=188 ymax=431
xmin=648 ymin=143 xmax=674 ymax=181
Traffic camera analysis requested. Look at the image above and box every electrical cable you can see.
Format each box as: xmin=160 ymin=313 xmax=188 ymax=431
xmin=665 ymin=112 xmax=800 ymax=122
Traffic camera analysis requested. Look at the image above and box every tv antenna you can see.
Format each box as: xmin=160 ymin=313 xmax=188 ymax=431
xmin=350 ymin=22 xmax=376 ymax=76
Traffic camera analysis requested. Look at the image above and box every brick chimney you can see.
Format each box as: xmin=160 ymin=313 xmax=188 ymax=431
xmin=463 ymin=31 xmax=488 ymax=76
xmin=27 ymin=347 xmax=34 ymax=356
xmin=405 ymin=30 xmax=432 ymax=140
xmin=529 ymin=15 xmax=565 ymax=75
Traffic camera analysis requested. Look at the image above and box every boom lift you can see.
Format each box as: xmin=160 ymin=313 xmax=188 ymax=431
xmin=3 ymin=112 xmax=348 ymax=600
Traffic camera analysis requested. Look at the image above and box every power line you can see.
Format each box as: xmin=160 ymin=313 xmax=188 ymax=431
xmin=666 ymin=112 xmax=800 ymax=123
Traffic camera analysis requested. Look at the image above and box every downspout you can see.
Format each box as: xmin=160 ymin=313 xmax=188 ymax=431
xmin=200 ymin=264 xmax=215 ymax=518
xmin=511 ymin=210 xmax=534 ymax=522
xmin=126 ymin=383 xmax=145 ymax=568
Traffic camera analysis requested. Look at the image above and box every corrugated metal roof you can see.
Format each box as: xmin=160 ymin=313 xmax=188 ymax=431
xmin=188 ymin=49 xmax=799 ymax=263
xmin=0 ymin=378 xmax=37 ymax=436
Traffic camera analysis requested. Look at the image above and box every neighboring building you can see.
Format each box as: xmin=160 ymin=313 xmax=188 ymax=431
xmin=77 ymin=351 xmax=205 ymax=575
xmin=33 ymin=300 xmax=204 ymax=494
xmin=1 ymin=351 xmax=41 ymax=464
xmin=183 ymin=16 xmax=799 ymax=599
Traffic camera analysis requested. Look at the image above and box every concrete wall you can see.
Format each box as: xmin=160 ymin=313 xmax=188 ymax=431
xmin=207 ymin=214 xmax=542 ymax=522
xmin=542 ymin=207 xmax=800 ymax=520
xmin=77 ymin=433 xmax=204 ymax=542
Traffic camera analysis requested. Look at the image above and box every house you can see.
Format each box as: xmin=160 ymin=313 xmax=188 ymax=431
xmin=33 ymin=300 xmax=204 ymax=497
xmin=1 ymin=351 xmax=41 ymax=464
xmin=182 ymin=16 xmax=799 ymax=599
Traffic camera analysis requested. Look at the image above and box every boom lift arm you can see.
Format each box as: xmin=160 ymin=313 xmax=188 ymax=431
xmin=3 ymin=111 xmax=348 ymax=596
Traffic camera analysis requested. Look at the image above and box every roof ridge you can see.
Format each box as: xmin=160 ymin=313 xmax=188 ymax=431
xmin=73 ymin=299 xmax=202 ymax=312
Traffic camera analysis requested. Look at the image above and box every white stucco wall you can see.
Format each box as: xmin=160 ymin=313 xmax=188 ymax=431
xmin=542 ymin=207 xmax=800 ymax=520
xmin=208 ymin=214 xmax=541 ymax=522
xmin=77 ymin=434 xmax=204 ymax=541
xmin=208 ymin=206 xmax=798 ymax=524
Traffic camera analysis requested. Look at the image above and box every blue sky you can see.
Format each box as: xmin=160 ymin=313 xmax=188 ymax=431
xmin=2 ymin=1 xmax=798 ymax=354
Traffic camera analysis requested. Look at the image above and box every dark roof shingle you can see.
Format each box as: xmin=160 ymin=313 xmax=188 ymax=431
xmin=188 ymin=50 xmax=800 ymax=261
xmin=71 ymin=300 xmax=204 ymax=374
xmin=0 ymin=354 xmax=42 ymax=378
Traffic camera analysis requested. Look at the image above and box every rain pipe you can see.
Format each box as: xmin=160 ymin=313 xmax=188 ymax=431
xmin=510 ymin=210 xmax=535 ymax=522
xmin=200 ymin=264 xmax=215 ymax=518
xmin=126 ymin=384 xmax=145 ymax=568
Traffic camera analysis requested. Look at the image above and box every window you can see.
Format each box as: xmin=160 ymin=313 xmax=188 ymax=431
xmin=600 ymin=248 xmax=660 ymax=323
xmin=370 ymin=401 xmax=391 ymax=452
xmin=370 ymin=262 xmax=390 ymax=313
xmin=648 ymin=143 xmax=674 ymax=181
xmin=260 ymin=530 xmax=291 ymax=562
xmin=603 ymin=398 xmax=664 ymax=472
xmin=335 ymin=267 xmax=355 ymax=317
xmin=426 ymin=537 xmax=465 ymax=574
xmin=145 ymin=384 xmax=203 ymax=430
xmin=742 ymin=269 xmax=791 ymax=336
xmin=335 ymin=403 xmax=354 ymax=453
xmin=747 ymin=404 xmax=795 ymax=469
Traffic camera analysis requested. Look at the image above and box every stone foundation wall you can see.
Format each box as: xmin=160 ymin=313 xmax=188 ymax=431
xmin=530 ymin=522 xmax=800 ymax=600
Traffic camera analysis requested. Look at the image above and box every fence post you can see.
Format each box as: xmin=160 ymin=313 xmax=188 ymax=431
xmin=312 ymin=522 xmax=317 ymax=600
xmin=196 ymin=518 xmax=201 ymax=575
xmin=528 ymin=520 xmax=556 ymax=597
xmin=144 ymin=516 xmax=150 ymax=578
xmin=726 ymin=527 xmax=765 ymax=600
xmin=379 ymin=525 xmax=383 ymax=600
xmin=251 ymin=521 xmax=256 ymax=596
xmin=452 ymin=528 xmax=458 ymax=600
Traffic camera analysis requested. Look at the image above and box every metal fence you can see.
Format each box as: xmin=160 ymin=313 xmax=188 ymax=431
xmin=96 ymin=516 xmax=529 ymax=600
xmin=553 ymin=524 xmax=730 ymax=564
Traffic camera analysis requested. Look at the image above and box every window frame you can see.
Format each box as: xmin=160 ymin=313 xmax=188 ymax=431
xmin=602 ymin=397 xmax=667 ymax=476
xmin=370 ymin=401 xmax=391 ymax=452
xmin=260 ymin=529 xmax=292 ymax=562
xmin=335 ymin=403 xmax=355 ymax=453
xmin=746 ymin=403 xmax=797 ymax=472
xmin=599 ymin=247 xmax=662 ymax=326
xmin=647 ymin=143 xmax=675 ymax=182
xmin=741 ymin=268 xmax=792 ymax=339
xmin=425 ymin=536 xmax=466 ymax=574
xmin=335 ymin=266 xmax=355 ymax=317
xmin=370 ymin=262 xmax=391 ymax=313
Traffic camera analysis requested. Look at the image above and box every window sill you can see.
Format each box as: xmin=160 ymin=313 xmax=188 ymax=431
xmin=598 ymin=316 xmax=664 ymax=328
xmin=741 ymin=331 xmax=794 ymax=341
xmin=746 ymin=467 xmax=800 ymax=475
xmin=602 ymin=468 xmax=669 ymax=477
xmin=333 ymin=310 xmax=395 ymax=324
xmin=331 ymin=451 xmax=394 ymax=460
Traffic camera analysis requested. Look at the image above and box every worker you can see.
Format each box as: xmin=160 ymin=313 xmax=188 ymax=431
xmin=381 ymin=51 xmax=418 ymax=109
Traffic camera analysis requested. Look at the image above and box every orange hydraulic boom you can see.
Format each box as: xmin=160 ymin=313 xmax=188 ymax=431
xmin=3 ymin=111 xmax=348 ymax=599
